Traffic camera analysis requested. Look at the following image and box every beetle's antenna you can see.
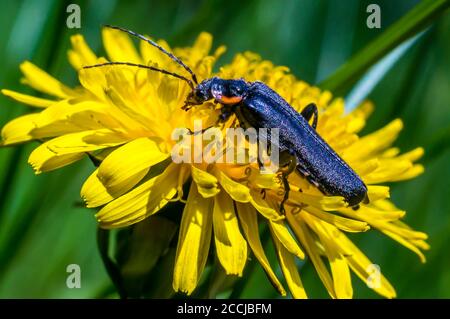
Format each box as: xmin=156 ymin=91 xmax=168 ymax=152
xmin=104 ymin=25 xmax=199 ymax=85
xmin=83 ymin=62 xmax=195 ymax=90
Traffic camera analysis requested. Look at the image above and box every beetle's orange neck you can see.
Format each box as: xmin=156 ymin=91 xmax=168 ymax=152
xmin=219 ymin=95 xmax=243 ymax=105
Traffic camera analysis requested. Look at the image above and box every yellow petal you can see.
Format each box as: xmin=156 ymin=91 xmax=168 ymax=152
xmin=345 ymin=205 xmax=405 ymax=222
xmin=1 ymin=113 xmax=38 ymax=145
xmin=342 ymin=212 xmax=428 ymax=262
xmin=20 ymin=61 xmax=74 ymax=98
xmin=28 ymin=142 xmax=85 ymax=174
xmin=372 ymin=199 xmax=399 ymax=211
xmin=103 ymin=71 xmax=159 ymax=130
xmin=329 ymin=254 xmax=352 ymax=299
xmin=302 ymin=215 xmax=352 ymax=298
xmin=43 ymin=129 xmax=128 ymax=155
xmin=214 ymin=45 xmax=227 ymax=59
xmin=1 ymin=89 xmax=55 ymax=108
xmin=363 ymin=160 xmax=412 ymax=184
xmin=382 ymin=147 xmax=400 ymax=158
xmin=140 ymin=37 xmax=170 ymax=66
xmin=271 ymin=232 xmax=307 ymax=299
xmin=173 ymin=184 xmax=213 ymax=295
xmin=342 ymin=208 xmax=427 ymax=241
xmin=215 ymin=169 xmax=251 ymax=202
xmin=96 ymin=163 xmax=182 ymax=228
xmin=346 ymin=117 xmax=366 ymax=134
xmin=397 ymin=147 xmax=424 ymax=162
xmin=411 ymin=239 xmax=430 ymax=251
xmin=193 ymin=32 xmax=213 ymax=56
xmin=351 ymin=100 xmax=374 ymax=120
xmin=248 ymin=170 xmax=279 ymax=189
xmin=214 ymin=167 xmax=282 ymax=220
xmin=288 ymin=191 xmax=346 ymax=211
xmin=304 ymin=206 xmax=370 ymax=233
xmin=343 ymin=119 xmax=403 ymax=161
xmin=367 ymin=185 xmax=390 ymax=202
xmin=81 ymin=169 xmax=115 ymax=208
xmin=269 ymin=219 xmax=304 ymax=259
xmin=249 ymin=189 xmax=284 ymax=221
xmin=78 ymin=64 xmax=108 ymax=100
xmin=102 ymin=27 xmax=142 ymax=63
xmin=353 ymin=158 xmax=379 ymax=177
xmin=334 ymin=230 xmax=397 ymax=298
xmin=235 ymin=202 xmax=286 ymax=296
xmin=31 ymin=100 xmax=124 ymax=139
xmin=380 ymin=229 xmax=427 ymax=263
xmin=67 ymin=34 xmax=97 ymax=69
xmin=389 ymin=164 xmax=424 ymax=182
xmin=97 ymin=137 xmax=169 ymax=195
xmin=213 ymin=191 xmax=247 ymax=275
xmin=287 ymin=213 xmax=336 ymax=298
xmin=192 ymin=165 xmax=220 ymax=198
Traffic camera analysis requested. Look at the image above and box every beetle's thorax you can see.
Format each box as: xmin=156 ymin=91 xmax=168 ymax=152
xmin=209 ymin=78 xmax=249 ymax=105
xmin=185 ymin=77 xmax=249 ymax=106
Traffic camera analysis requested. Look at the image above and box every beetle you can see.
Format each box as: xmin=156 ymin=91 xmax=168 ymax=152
xmin=84 ymin=25 xmax=369 ymax=212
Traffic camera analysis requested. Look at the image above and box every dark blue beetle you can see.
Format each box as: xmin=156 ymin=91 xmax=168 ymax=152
xmin=185 ymin=78 xmax=368 ymax=209
xmin=85 ymin=26 xmax=369 ymax=211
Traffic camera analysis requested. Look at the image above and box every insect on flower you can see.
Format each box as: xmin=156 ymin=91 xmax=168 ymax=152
xmin=0 ymin=25 xmax=428 ymax=298
xmin=84 ymin=25 xmax=368 ymax=213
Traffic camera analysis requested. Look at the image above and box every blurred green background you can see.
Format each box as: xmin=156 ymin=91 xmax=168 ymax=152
xmin=0 ymin=0 xmax=449 ymax=298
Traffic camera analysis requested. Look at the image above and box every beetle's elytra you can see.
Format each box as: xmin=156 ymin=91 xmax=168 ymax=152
xmin=84 ymin=25 xmax=369 ymax=210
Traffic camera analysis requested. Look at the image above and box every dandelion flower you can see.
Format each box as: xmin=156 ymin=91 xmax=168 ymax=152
xmin=0 ymin=28 xmax=428 ymax=298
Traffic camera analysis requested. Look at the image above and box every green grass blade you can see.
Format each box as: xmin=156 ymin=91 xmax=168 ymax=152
xmin=319 ymin=0 xmax=450 ymax=94
xmin=344 ymin=30 xmax=426 ymax=112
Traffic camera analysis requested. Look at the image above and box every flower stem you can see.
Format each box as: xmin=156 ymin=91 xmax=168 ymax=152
xmin=97 ymin=228 xmax=128 ymax=299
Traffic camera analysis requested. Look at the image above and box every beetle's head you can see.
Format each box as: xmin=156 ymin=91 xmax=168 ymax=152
xmin=183 ymin=77 xmax=249 ymax=110
xmin=183 ymin=78 xmax=216 ymax=110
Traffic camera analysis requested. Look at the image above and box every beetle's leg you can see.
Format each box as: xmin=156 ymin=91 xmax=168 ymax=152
xmin=280 ymin=180 xmax=289 ymax=214
xmin=351 ymin=195 xmax=369 ymax=210
xmin=266 ymin=131 xmax=272 ymax=156
xmin=219 ymin=104 xmax=236 ymax=123
xmin=184 ymin=103 xmax=234 ymax=134
xmin=256 ymin=137 xmax=275 ymax=173
xmin=182 ymin=101 xmax=198 ymax=111
xmin=186 ymin=108 xmax=231 ymax=135
xmin=260 ymin=188 xmax=266 ymax=199
xmin=186 ymin=117 xmax=224 ymax=135
xmin=255 ymin=134 xmax=265 ymax=171
xmin=301 ymin=103 xmax=318 ymax=130
xmin=186 ymin=126 xmax=214 ymax=135
xmin=257 ymin=145 xmax=265 ymax=171
xmin=278 ymin=152 xmax=297 ymax=214
xmin=219 ymin=110 xmax=233 ymax=123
